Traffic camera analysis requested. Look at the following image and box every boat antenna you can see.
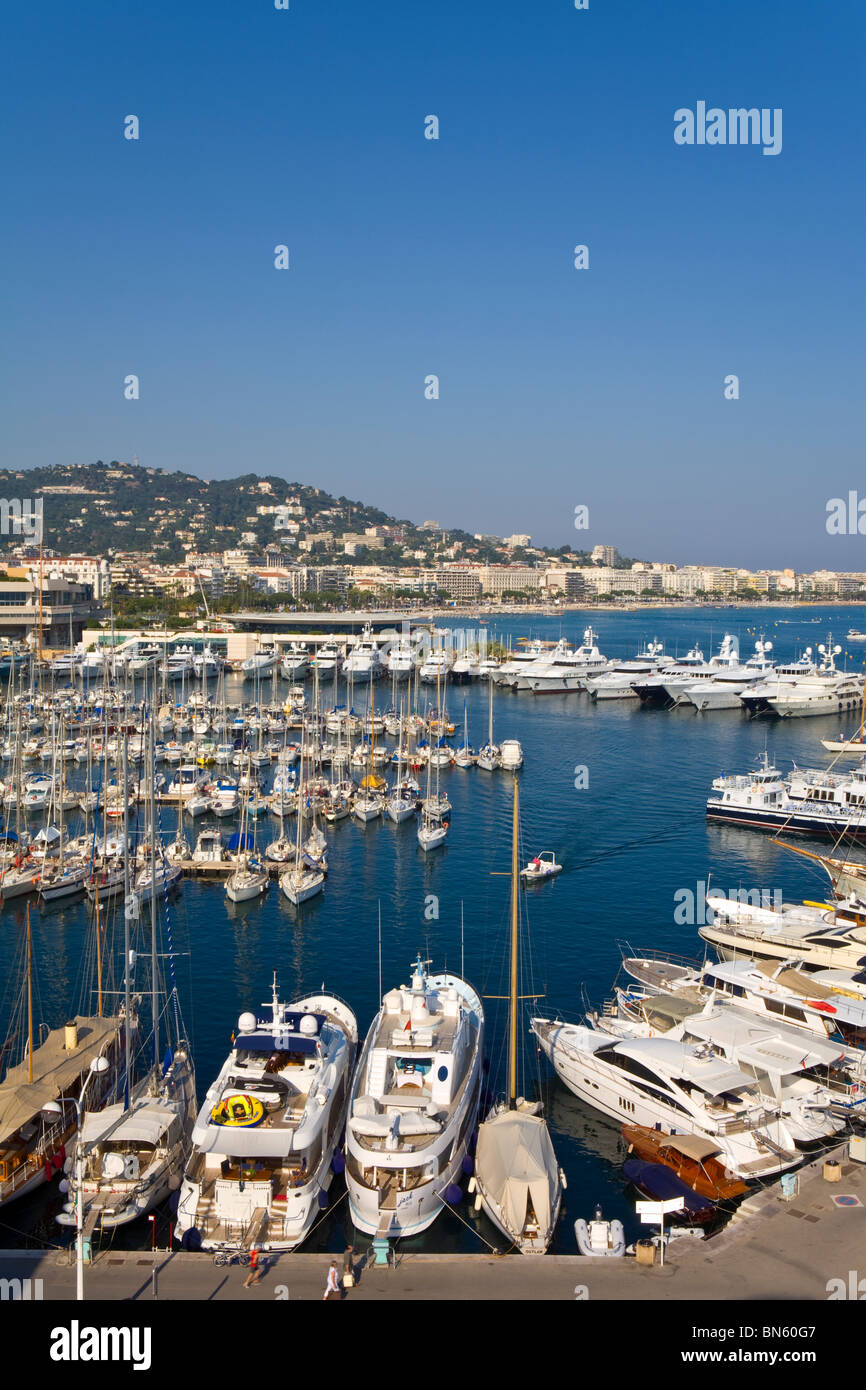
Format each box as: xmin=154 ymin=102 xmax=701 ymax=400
xmin=460 ymin=901 xmax=465 ymax=981
xmin=378 ymin=900 xmax=382 ymax=1003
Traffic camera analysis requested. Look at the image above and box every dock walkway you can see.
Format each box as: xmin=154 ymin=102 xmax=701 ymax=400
xmin=2 ymin=1142 xmax=864 ymax=1301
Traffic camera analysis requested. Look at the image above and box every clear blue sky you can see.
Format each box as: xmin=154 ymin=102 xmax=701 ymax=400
xmin=1 ymin=0 xmax=863 ymax=568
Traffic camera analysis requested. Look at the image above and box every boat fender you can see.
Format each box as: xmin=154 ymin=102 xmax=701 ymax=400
xmin=44 ymin=1160 xmax=53 ymax=1183
xmin=316 ymin=1189 xmax=329 ymax=1210
xmin=52 ymin=1150 xmax=65 ymax=1172
xmin=474 ymin=1193 xmax=482 ymax=1212
xmin=461 ymin=1154 xmax=474 ymax=1176
xmin=331 ymin=1152 xmax=346 ymax=1174
xmin=467 ymin=1177 xmax=477 ymax=1194
xmin=444 ymin=1183 xmax=463 ymax=1205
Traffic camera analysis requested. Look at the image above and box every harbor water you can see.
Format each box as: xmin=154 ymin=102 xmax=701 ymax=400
xmin=2 ymin=604 xmax=864 ymax=1255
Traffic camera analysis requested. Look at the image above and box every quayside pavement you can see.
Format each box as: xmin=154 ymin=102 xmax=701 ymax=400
xmin=3 ymin=1144 xmax=864 ymax=1301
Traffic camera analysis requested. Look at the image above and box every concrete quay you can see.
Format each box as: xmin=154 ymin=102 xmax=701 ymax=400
xmin=2 ymin=1144 xmax=863 ymax=1301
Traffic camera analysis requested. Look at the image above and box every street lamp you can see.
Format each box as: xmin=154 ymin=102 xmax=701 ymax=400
xmin=43 ymin=1054 xmax=110 ymax=1302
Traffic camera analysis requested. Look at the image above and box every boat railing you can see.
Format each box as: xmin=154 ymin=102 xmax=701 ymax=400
xmin=615 ymin=942 xmax=708 ymax=973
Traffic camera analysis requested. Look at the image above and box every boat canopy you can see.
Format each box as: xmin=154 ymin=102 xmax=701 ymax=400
xmin=655 ymin=1132 xmax=724 ymax=1161
xmin=80 ymin=1100 xmax=172 ymax=1147
xmin=0 ymin=1016 xmax=121 ymax=1145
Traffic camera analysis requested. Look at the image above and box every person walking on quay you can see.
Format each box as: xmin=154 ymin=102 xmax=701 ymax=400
xmin=323 ymin=1261 xmax=340 ymax=1300
xmin=244 ymin=1246 xmax=263 ymax=1288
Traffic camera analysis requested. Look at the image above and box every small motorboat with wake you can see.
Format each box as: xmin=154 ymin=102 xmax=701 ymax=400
xmin=520 ymin=851 xmax=562 ymax=883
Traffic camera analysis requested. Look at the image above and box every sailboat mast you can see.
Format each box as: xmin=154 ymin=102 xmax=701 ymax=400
xmin=26 ymin=904 xmax=33 ymax=1084
xmin=509 ymin=777 xmax=519 ymax=1108
xmin=149 ymin=700 xmax=159 ymax=1070
xmin=122 ymin=727 xmax=131 ymax=1110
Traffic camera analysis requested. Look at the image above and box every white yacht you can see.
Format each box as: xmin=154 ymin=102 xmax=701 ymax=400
xmin=345 ymin=955 xmax=484 ymax=1237
xmin=492 ymin=640 xmax=548 ymax=688
xmin=765 ymin=641 xmax=860 ymax=718
xmin=677 ymin=639 xmax=776 ymax=711
xmin=175 ymin=981 xmax=357 ymax=1252
xmin=584 ymin=641 xmax=666 ymax=701
xmin=517 ymin=630 xmax=610 ymax=693
xmin=162 ymin=647 xmax=195 ymax=682
xmin=241 ymin=647 xmax=279 ymax=677
xmin=279 ymin=644 xmax=309 ymax=680
xmin=385 ymin=636 xmax=419 ymax=681
xmin=740 ymin=645 xmax=857 ymax=717
xmin=311 ymin=642 xmax=342 ymax=678
xmin=343 ymin=627 xmax=383 ymax=681
xmin=602 ymin=994 xmax=849 ymax=1142
xmin=419 ymin=645 xmax=453 ymax=684
xmin=631 ymin=644 xmax=708 ymax=705
xmin=531 ymin=1018 xmax=799 ymax=1177
xmin=699 ymin=892 xmax=866 ymax=972
xmin=193 ymin=645 xmax=223 ymax=679
xmin=659 ymin=634 xmax=742 ymax=705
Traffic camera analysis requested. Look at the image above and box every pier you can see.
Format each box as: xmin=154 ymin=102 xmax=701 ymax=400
xmin=3 ymin=1141 xmax=863 ymax=1301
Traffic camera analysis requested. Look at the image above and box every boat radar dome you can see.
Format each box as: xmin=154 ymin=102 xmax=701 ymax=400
xmin=299 ymin=1014 xmax=318 ymax=1035
xmin=237 ymin=1011 xmax=257 ymax=1033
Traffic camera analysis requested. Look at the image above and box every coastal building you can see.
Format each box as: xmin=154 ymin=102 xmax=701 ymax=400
xmin=0 ymin=574 xmax=103 ymax=648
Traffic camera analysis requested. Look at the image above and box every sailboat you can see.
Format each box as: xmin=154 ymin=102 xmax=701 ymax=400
xmin=56 ymin=705 xmax=196 ymax=1230
xmin=417 ymin=731 xmax=448 ymax=851
xmin=279 ymin=729 xmax=325 ymax=905
xmin=471 ymin=779 xmax=564 ymax=1252
xmin=477 ymin=681 xmax=502 ymax=771
xmin=225 ymin=775 xmax=269 ymax=904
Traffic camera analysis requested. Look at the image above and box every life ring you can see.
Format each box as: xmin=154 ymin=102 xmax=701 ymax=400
xmin=211 ymin=1094 xmax=264 ymax=1127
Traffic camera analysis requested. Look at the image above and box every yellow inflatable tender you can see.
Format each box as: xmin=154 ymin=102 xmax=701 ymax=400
xmin=211 ymin=1094 xmax=265 ymax=1127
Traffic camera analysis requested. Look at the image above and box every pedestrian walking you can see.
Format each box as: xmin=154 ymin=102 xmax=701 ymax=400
xmin=323 ymin=1260 xmax=340 ymax=1300
xmin=244 ymin=1246 xmax=263 ymax=1288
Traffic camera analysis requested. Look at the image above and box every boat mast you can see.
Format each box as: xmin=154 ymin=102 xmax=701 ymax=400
xmin=509 ymin=776 xmax=519 ymax=1109
xmin=149 ymin=696 xmax=159 ymax=1071
xmin=122 ymin=724 xmax=131 ymax=1110
xmin=26 ymin=903 xmax=33 ymax=1083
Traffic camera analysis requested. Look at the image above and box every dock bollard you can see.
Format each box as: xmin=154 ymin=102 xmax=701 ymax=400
xmin=371 ymin=1237 xmax=390 ymax=1266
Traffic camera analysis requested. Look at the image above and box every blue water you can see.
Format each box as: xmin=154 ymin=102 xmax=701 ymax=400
xmin=3 ymin=605 xmax=865 ymax=1255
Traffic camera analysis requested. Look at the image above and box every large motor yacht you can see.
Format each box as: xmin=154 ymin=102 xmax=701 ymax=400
xmin=175 ymin=979 xmax=357 ymax=1252
xmin=344 ymin=955 xmax=484 ymax=1237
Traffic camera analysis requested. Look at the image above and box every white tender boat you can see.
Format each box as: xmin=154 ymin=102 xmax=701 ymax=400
xmin=345 ymin=955 xmax=484 ymax=1237
xmin=575 ymin=1207 xmax=625 ymax=1257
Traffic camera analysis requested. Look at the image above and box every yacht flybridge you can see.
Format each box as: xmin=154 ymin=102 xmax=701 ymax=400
xmin=175 ymin=978 xmax=357 ymax=1252
xmin=345 ymin=954 xmax=484 ymax=1237
xmin=740 ymin=641 xmax=860 ymax=718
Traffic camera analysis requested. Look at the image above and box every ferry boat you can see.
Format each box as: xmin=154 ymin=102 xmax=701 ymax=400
xmin=344 ymin=954 xmax=484 ymax=1237
xmin=707 ymin=754 xmax=866 ymax=839
xmin=175 ymin=979 xmax=357 ymax=1252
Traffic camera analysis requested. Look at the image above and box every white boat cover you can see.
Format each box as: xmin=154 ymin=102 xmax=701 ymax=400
xmin=80 ymin=1100 xmax=172 ymax=1147
xmin=475 ymin=1109 xmax=558 ymax=1242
